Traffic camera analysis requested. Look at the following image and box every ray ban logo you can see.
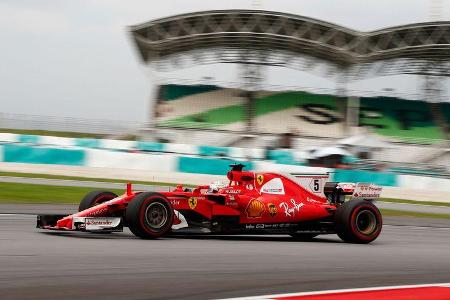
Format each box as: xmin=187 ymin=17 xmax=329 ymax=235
xmin=279 ymin=199 xmax=304 ymax=217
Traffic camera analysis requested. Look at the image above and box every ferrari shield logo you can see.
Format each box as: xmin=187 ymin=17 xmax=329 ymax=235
xmin=256 ymin=174 xmax=264 ymax=185
xmin=188 ymin=197 xmax=198 ymax=209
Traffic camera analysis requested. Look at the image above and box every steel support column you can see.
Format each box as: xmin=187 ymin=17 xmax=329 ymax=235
xmin=239 ymin=53 xmax=266 ymax=133
xmin=336 ymin=70 xmax=349 ymax=136
xmin=424 ymin=74 xmax=449 ymax=141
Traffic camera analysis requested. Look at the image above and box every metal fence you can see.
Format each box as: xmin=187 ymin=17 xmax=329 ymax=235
xmin=0 ymin=113 xmax=141 ymax=136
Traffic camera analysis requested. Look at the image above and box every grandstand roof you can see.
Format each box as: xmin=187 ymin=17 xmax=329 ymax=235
xmin=130 ymin=10 xmax=450 ymax=75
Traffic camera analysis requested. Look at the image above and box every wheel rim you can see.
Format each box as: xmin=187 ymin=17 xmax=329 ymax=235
xmin=144 ymin=202 xmax=168 ymax=229
xmin=355 ymin=209 xmax=377 ymax=235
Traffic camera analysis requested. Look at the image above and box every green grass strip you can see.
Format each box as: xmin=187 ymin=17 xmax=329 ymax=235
xmin=380 ymin=198 xmax=450 ymax=208
xmin=0 ymin=182 xmax=123 ymax=204
xmin=381 ymin=208 xmax=450 ymax=220
xmin=0 ymin=171 xmax=194 ymax=187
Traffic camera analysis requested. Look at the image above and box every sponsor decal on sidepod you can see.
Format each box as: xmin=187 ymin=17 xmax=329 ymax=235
xmin=279 ymin=199 xmax=304 ymax=217
xmin=246 ymin=199 xmax=265 ymax=218
xmin=268 ymin=203 xmax=277 ymax=217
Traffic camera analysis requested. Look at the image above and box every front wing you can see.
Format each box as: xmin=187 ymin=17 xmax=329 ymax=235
xmin=37 ymin=215 xmax=123 ymax=232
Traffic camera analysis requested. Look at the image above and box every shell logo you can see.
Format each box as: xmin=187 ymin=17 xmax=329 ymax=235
xmin=246 ymin=199 xmax=265 ymax=218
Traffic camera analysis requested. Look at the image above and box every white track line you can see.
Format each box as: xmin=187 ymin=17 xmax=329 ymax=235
xmin=0 ymin=213 xmax=36 ymax=217
xmin=217 ymin=283 xmax=450 ymax=300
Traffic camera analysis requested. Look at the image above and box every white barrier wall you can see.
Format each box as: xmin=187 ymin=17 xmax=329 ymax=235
xmin=2 ymin=133 xmax=450 ymax=197
xmin=100 ymin=139 xmax=136 ymax=150
xmin=398 ymin=174 xmax=450 ymax=193
xmin=165 ymin=143 xmax=198 ymax=155
xmin=84 ymin=149 xmax=177 ymax=172
xmin=0 ymin=133 xmax=18 ymax=143
xmin=229 ymin=147 xmax=265 ymax=159
xmin=39 ymin=136 xmax=75 ymax=147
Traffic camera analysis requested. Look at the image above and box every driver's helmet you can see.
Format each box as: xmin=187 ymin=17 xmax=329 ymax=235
xmin=207 ymin=181 xmax=227 ymax=193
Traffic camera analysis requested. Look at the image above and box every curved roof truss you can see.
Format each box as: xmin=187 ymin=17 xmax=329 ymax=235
xmin=130 ymin=10 xmax=450 ymax=75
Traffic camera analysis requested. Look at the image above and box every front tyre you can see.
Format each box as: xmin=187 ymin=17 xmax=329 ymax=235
xmin=335 ymin=200 xmax=382 ymax=244
xmin=126 ymin=192 xmax=174 ymax=239
xmin=79 ymin=191 xmax=118 ymax=212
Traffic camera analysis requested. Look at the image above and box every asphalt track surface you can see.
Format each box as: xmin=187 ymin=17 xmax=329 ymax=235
xmin=1 ymin=213 xmax=450 ymax=300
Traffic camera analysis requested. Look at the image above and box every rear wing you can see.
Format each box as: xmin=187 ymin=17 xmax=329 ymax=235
xmin=351 ymin=183 xmax=382 ymax=200
xmin=324 ymin=182 xmax=382 ymax=202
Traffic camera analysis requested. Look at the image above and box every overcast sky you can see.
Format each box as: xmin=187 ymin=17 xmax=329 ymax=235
xmin=0 ymin=0 xmax=449 ymax=122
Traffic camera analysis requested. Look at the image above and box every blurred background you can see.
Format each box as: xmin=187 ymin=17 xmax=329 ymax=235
xmin=1 ymin=2 xmax=450 ymax=299
xmin=0 ymin=0 xmax=449 ymax=199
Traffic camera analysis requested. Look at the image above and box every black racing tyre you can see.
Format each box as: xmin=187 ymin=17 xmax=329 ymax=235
xmin=289 ymin=233 xmax=319 ymax=240
xmin=126 ymin=192 xmax=174 ymax=239
xmin=335 ymin=200 xmax=382 ymax=244
xmin=79 ymin=190 xmax=118 ymax=212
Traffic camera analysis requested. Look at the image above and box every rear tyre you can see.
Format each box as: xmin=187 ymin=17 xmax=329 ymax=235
xmin=126 ymin=192 xmax=174 ymax=239
xmin=335 ymin=200 xmax=382 ymax=244
xmin=79 ymin=191 xmax=118 ymax=212
xmin=289 ymin=233 xmax=319 ymax=240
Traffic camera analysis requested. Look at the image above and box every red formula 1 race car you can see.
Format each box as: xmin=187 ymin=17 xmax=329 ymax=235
xmin=37 ymin=164 xmax=383 ymax=243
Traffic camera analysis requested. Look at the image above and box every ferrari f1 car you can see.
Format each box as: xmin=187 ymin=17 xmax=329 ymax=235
xmin=37 ymin=164 xmax=383 ymax=243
